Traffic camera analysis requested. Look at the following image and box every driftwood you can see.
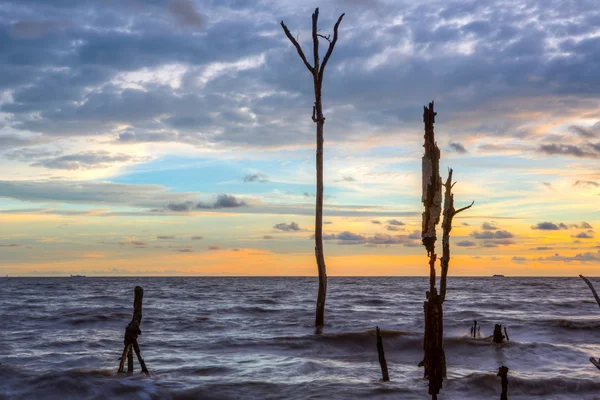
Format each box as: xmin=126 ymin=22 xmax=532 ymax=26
xmin=118 ymin=286 xmax=148 ymax=375
xmin=579 ymin=275 xmax=600 ymax=369
xmin=497 ymin=365 xmax=509 ymax=400
xmin=579 ymin=274 xmax=600 ymax=308
xmin=375 ymin=326 xmax=390 ymax=382
xmin=420 ymin=102 xmax=473 ymax=399
xmin=281 ymin=8 xmax=344 ymax=329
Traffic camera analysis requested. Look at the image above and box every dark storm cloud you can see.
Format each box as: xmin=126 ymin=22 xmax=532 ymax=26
xmin=1 ymin=0 xmax=600 ymax=154
xmin=531 ymin=222 xmax=568 ymax=230
xmin=573 ymin=231 xmax=594 ymax=239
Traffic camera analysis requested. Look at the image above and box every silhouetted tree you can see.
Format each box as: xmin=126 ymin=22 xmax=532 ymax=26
xmin=280 ymin=8 xmax=344 ymax=328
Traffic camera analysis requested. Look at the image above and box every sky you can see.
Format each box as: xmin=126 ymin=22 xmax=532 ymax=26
xmin=0 ymin=0 xmax=599 ymax=276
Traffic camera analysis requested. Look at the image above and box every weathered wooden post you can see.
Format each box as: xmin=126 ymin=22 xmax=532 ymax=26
xmin=497 ymin=365 xmax=509 ymax=400
xmin=376 ymin=326 xmax=390 ymax=382
xmin=419 ymin=102 xmax=473 ymax=399
xmin=281 ymin=8 xmax=345 ymax=329
xmin=118 ymin=286 xmax=149 ymax=375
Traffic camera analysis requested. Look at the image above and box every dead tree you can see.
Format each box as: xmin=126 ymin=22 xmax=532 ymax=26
xmin=420 ymin=102 xmax=473 ymax=399
xmin=118 ymin=286 xmax=149 ymax=375
xmin=497 ymin=365 xmax=509 ymax=400
xmin=281 ymin=8 xmax=344 ymax=328
xmin=376 ymin=326 xmax=390 ymax=381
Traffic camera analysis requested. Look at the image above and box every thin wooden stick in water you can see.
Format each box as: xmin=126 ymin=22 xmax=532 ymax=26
xmin=376 ymin=326 xmax=390 ymax=382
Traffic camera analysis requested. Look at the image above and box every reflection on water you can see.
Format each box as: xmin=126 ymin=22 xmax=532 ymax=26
xmin=1 ymin=277 xmax=600 ymax=399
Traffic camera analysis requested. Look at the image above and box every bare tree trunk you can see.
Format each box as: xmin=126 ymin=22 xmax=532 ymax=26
xmin=281 ymin=8 xmax=344 ymax=329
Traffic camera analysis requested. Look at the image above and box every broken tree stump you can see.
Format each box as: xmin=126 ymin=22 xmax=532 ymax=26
xmin=376 ymin=326 xmax=390 ymax=382
xmin=118 ymin=286 xmax=149 ymax=375
xmin=497 ymin=365 xmax=509 ymax=400
xmin=493 ymin=324 xmax=506 ymax=344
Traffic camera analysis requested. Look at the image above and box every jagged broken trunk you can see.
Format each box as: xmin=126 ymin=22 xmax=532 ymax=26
xmin=419 ymin=102 xmax=472 ymax=398
xmin=423 ymin=289 xmax=445 ymax=397
xmin=420 ymin=101 xmax=445 ymax=398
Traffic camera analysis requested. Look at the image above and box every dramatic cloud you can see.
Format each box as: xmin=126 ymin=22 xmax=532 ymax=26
xmin=371 ymin=220 xmax=382 ymax=225
xmin=456 ymin=240 xmax=477 ymax=247
xmin=243 ymin=173 xmax=269 ymax=183
xmin=448 ymin=142 xmax=467 ymax=154
xmin=531 ymin=222 xmax=568 ymax=230
xmin=386 ymin=225 xmax=402 ymax=231
xmin=273 ymin=222 xmax=301 ymax=232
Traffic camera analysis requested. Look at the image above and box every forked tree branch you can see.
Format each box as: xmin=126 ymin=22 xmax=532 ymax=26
xmin=280 ymin=21 xmax=314 ymax=74
xmin=318 ymin=13 xmax=345 ymax=84
xmin=580 ymin=274 xmax=600 ymax=308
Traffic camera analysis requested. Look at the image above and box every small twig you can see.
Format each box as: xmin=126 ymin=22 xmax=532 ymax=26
xmin=317 ymin=33 xmax=331 ymax=42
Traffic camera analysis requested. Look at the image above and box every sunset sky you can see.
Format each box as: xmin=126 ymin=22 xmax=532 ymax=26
xmin=1 ymin=0 xmax=599 ymax=276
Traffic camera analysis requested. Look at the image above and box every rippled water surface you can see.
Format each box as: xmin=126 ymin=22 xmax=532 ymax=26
xmin=2 ymin=277 xmax=600 ymax=399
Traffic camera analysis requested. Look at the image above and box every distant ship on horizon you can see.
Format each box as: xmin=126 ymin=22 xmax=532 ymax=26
xmin=70 ymin=274 xmax=86 ymax=278
xmin=492 ymin=274 xmax=505 ymax=278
